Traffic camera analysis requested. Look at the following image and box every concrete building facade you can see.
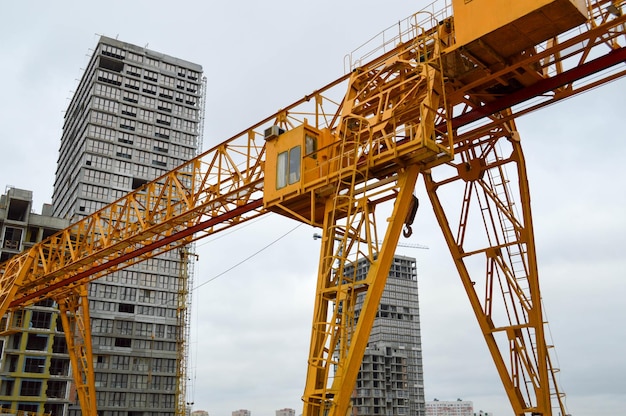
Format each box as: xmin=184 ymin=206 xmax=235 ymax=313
xmin=275 ymin=408 xmax=295 ymax=416
xmin=347 ymin=255 xmax=425 ymax=416
xmin=51 ymin=36 xmax=204 ymax=416
xmin=0 ymin=187 xmax=70 ymax=415
xmin=425 ymin=400 xmax=473 ymax=416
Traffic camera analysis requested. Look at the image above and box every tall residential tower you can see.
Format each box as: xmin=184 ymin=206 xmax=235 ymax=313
xmin=51 ymin=36 xmax=204 ymax=416
xmin=347 ymin=255 xmax=426 ymax=416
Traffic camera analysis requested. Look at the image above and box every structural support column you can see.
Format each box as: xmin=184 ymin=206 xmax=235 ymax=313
xmin=303 ymin=164 xmax=420 ymax=416
xmin=56 ymin=284 xmax=97 ymax=416
xmin=423 ymin=119 xmax=564 ymax=415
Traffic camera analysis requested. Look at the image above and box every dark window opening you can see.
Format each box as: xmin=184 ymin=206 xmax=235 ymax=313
xmin=20 ymin=380 xmax=42 ymax=396
xmin=52 ymin=336 xmax=68 ymax=354
xmin=18 ymin=404 xmax=39 ymax=414
xmin=0 ymin=380 xmax=14 ymax=395
xmin=7 ymin=354 xmax=19 ymax=372
xmin=3 ymin=227 xmax=23 ymax=250
xmin=98 ymin=56 xmax=124 ymax=73
xmin=30 ymin=311 xmax=52 ymax=329
xmin=7 ymin=198 xmax=30 ymax=221
xmin=42 ymin=228 xmax=57 ymax=239
xmin=115 ymin=338 xmax=132 ymax=348
xmin=11 ymin=333 xmax=21 ymax=349
xmin=46 ymin=380 xmax=67 ymax=398
xmin=26 ymin=334 xmax=47 ymax=351
xmin=132 ymin=178 xmax=148 ymax=190
xmin=118 ymin=303 xmax=135 ymax=314
xmin=24 ymin=357 xmax=46 ymax=373
xmin=50 ymin=358 xmax=70 ymax=376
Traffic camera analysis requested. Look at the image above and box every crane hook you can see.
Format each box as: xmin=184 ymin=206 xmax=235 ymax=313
xmin=403 ymin=195 xmax=419 ymax=238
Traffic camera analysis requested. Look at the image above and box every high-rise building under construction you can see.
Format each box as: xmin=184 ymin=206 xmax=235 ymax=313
xmin=346 ymin=255 xmax=426 ymax=416
xmin=51 ymin=36 xmax=204 ymax=416
xmin=0 ymin=188 xmax=70 ymax=416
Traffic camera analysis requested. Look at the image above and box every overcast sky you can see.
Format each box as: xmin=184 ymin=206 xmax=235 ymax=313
xmin=1 ymin=1 xmax=625 ymax=416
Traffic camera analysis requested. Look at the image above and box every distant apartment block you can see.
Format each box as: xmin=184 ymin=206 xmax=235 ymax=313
xmin=425 ymin=399 xmax=473 ymax=416
xmin=232 ymin=410 xmax=251 ymax=416
xmin=0 ymin=187 xmax=70 ymax=415
xmin=276 ymin=408 xmax=295 ymax=416
xmin=51 ymin=35 xmax=204 ymax=416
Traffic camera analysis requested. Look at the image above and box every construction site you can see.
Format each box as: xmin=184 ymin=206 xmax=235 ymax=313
xmin=0 ymin=0 xmax=624 ymax=415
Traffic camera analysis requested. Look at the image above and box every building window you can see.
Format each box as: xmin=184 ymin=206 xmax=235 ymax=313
xmin=152 ymin=155 xmax=167 ymax=167
xmin=118 ymin=303 xmax=135 ymax=314
xmin=127 ymin=65 xmax=141 ymax=77
xmin=49 ymin=358 xmax=69 ymax=376
xmin=118 ymin=132 xmax=134 ymax=145
xmin=154 ymin=127 xmax=170 ymax=139
xmin=127 ymin=52 xmax=143 ymax=63
xmin=110 ymin=355 xmax=130 ymax=370
xmin=123 ymin=91 xmax=139 ymax=103
xmin=25 ymin=334 xmax=47 ymax=351
xmin=115 ymin=320 xmax=133 ymax=335
xmin=3 ymin=227 xmax=22 ymax=250
xmin=144 ymin=70 xmax=158 ymax=82
xmin=121 ymin=104 xmax=137 ymax=117
xmin=96 ymin=70 xmax=122 ymax=86
xmin=24 ymin=357 xmax=46 ymax=373
xmin=20 ymin=380 xmax=43 ymax=396
xmin=153 ymin=141 xmax=169 ymax=153
xmin=101 ymin=45 xmax=125 ymax=59
xmin=120 ymin=118 xmax=136 ymax=131
xmin=142 ymin=83 xmax=157 ymax=95
xmin=30 ymin=311 xmax=52 ymax=329
xmin=114 ymin=338 xmax=131 ymax=348
xmin=140 ymin=95 xmax=156 ymax=109
xmin=146 ymin=57 xmax=159 ymax=67
xmin=94 ymin=84 xmax=121 ymax=100
xmin=125 ymin=79 xmax=140 ymax=91
xmin=139 ymin=109 xmax=155 ymax=122
xmin=158 ymin=100 xmax=173 ymax=112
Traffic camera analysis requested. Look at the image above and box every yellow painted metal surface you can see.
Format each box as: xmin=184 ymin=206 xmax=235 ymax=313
xmin=0 ymin=1 xmax=623 ymax=416
xmin=452 ymin=0 xmax=588 ymax=55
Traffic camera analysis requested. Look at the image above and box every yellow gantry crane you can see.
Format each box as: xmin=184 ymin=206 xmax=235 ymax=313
xmin=0 ymin=1 xmax=624 ymax=415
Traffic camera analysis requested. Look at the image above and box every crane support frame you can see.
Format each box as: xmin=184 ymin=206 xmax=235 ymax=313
xmin=0 ymin=1 xmax=623 ymax=415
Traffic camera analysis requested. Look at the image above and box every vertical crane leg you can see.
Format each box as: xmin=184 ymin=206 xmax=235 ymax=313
xmin=56 ymin=284 xmax=97 ymax=416
xmin=423 ymin=119 xmax=565 ymax=416
xmin=303 ymin=164 xmax=420 ymax=416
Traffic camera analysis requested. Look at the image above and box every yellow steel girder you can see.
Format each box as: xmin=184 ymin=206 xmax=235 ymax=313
xmin=0 ymin=2 xmax=623 ymax=416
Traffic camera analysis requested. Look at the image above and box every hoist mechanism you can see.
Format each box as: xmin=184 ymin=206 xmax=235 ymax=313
xmin=0 ymin=1 xmax=624 ymax=415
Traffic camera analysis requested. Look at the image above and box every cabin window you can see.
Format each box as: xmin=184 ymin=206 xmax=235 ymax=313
xmin=305 ymin=134 xmax=317 ymax=158
xmin=276 ymin=145 xmax=302 ymax=189
xmin=289 ymin=146 xmax=301 ymax=184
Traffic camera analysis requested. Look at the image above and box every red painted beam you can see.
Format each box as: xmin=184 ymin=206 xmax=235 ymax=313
xmin=450 ymin=46 xmax=626 ymax=130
